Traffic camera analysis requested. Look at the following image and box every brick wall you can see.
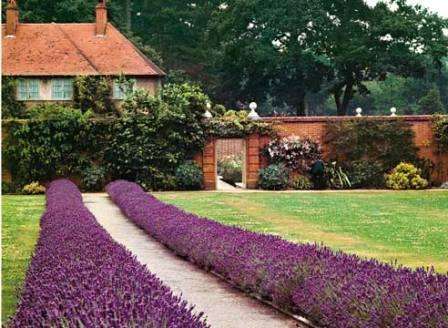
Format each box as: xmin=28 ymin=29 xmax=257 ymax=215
xmin=195 ymin=116 xmax=448 ymax=190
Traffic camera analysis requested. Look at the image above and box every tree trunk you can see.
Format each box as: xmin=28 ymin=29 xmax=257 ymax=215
xmin=296 ymin=98 xmax=306 ymax=116
xmin=334 ymin=80 xmax=354 ymax=116
xmin=125 ymin=0 xmax=132 ymax=31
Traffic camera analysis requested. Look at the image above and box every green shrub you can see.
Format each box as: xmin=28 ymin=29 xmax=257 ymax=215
xmin=218 ymin=155 xmax=242 ymax=186
xmin=175 ymin=162 xmax=203 ymax=190
xmin=3 ymin=105 xmax=92 ymax=186
xmin=290 ymin=175 xmax=313 ymax=190
xmin=433 ymin=115 xmax=448 ymax=153
xmin=3 ymin=82 xmax=211 ymax=191
xmin=2 ymin=182 xmax=14 ymax=194
xmin=347 ymin=160 xmax=385 ymax=188
xmin=22 ymin=182 xmax=46 ymax=195
xmin=259 ymin=164 xmax=289 ymax=190
xmin=385 ymin=162 xmax=428 ymax=190
xmin=81 ymin=165 xmax=106 ymax=192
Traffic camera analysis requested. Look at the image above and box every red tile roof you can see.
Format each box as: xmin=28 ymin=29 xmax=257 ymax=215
xmin=2 ymin=23 xmax=165 ymax=77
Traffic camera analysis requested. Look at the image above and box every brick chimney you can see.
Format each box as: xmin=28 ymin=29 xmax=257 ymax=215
xmin=5 ymin=0 xmax=19 ymax=37
xmin=95 ymin=0 xmax=108 ymax=36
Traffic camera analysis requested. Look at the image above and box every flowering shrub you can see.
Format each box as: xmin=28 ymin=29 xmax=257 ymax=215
xmin=107 ymin=180 xmax=448 ymax=328
xmin=263 ymin=136 xmax=322 ymax=173
xmin=385 ymin=162 xmax=428 ymax=190
xmin=22 ymin=182 xmax=46 ymax=195
xmin=10 ymin=179 xmax=208 ymax=327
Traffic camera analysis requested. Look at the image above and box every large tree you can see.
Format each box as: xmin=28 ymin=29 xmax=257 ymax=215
xmin=310 ymin=0 xmax=448 ymax=115
xmin=206 ymin=0 xmax=332 ymax=115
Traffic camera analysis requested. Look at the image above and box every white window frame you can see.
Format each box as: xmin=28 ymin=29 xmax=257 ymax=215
xmin=113 ymin=79 xmax=135 ymax=100
xmin=51 ymin=78 xmax=74 ymax=100
xmin=17 ymin=79 xmax=41 ymax=101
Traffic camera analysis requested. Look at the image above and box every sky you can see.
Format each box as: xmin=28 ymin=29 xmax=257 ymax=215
xmin=366 ymin=0 xmax=448 ymax=18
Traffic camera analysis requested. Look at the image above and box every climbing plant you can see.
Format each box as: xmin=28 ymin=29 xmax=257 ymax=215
xmin=73 ymin=76 xmax=114 ymax=114
xmin=433 ymin=115 xmax=448 ymax=153
xmin=1 ymin=77 xmax=26 ymax=118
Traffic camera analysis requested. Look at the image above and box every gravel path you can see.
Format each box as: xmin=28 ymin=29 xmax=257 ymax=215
xmin=83 ymin=193 xmax=300 ymax=328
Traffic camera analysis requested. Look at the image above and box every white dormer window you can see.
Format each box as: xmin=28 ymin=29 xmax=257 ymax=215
xmin=17 ymin=79 xmax=40 ymax=100
xmin=113 ymin=80 xmax=135 ymax=100
xmin=52 ymin=78 xmax=73 ymax=100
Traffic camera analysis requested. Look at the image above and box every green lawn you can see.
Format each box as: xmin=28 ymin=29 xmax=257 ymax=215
xmin=156 ymin=190 xmax=448 ymax=273
xmin=2 ymin=195 xmax=44 ymax=323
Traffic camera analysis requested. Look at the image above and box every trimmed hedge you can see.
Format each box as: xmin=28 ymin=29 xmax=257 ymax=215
xmin=9 ymin=179 xmax=208 ymax=327
xmin=107 ymin=180 xmax=448 ymax=328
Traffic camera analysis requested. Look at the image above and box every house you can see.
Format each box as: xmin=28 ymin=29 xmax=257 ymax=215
xmin=2 ymin=0 xmax=165 ymax=107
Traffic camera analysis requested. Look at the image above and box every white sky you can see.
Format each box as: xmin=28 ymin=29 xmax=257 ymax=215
xmin=366 ymin=0 xmax=448 ymax=18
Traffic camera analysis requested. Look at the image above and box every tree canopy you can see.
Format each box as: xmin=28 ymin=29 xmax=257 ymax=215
xmin=3 ymin=0 xmax=448 ymax=116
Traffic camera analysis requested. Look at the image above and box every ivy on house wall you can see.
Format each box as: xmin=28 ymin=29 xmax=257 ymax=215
xmin=2 ymin=83 xmax=210 ymax=192
xmin=73 ymin=76 xmax=114 ymax=114
xmin=1 ymin=77 xmax=26 ymax=118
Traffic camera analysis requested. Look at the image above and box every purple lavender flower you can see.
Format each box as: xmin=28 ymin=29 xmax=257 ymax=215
xmin=107 ymin=180 xmax=448 ymax=328
xmin=9 ymin=179 xmax=208 ymax=328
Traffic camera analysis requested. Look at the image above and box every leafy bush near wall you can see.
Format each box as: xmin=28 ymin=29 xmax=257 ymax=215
xmin=175 ymin=162 xmax=203 ymax=190
xmin=259 ymin=164 xmax=289 ymax=190
xmin=3 ymin=83 xmax=209 ymax=192
xmin=3 ymin=105 xmax=92 ymax=187
xmin=385 ymin=162 xmax=428 ymax=190
xmin=325 ymin=119 xmax=421 ymax=187
xmin=81 ymin=165 xmax=107 ymax=192
xmin=347 ymin=160 xmax=385 ymax=188
xmin=433 ymin=115 xmax=448 ymax=152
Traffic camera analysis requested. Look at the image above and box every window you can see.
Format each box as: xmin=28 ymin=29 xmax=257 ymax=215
xmin=18 ymin=79 xmax=40 ymax=100
xmin=52 ymin=78 xmax=73 ymax=100
xmin=113 ymin=80 xmax=134 ymax=99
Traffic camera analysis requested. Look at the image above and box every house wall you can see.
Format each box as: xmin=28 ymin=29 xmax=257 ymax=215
xmin=195 ymin=116 xmax=448 ymax=190
xmin=16 ymin=76 xmax=162 ymax=108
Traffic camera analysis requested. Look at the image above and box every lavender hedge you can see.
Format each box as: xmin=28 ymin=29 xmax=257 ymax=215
xmin=107 ymin=180 xmax=448 ymax=328
xmin=10 ymin=179 xmax=208 ymax=327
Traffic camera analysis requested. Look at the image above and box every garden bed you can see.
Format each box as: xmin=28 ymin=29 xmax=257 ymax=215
xmin=9 ymin=179 xmax=208 ymax=327
xmin=107 ymin=180 xmax=448 ymax=328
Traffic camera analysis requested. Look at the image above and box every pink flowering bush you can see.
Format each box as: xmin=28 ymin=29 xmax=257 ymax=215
xmin=262 ymin=136 xmax=322 ymax=173
xmin=9 ymin=179 xmax=208 ymax=327
xmin=107 ymin=180 xmax=448 ymax=328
